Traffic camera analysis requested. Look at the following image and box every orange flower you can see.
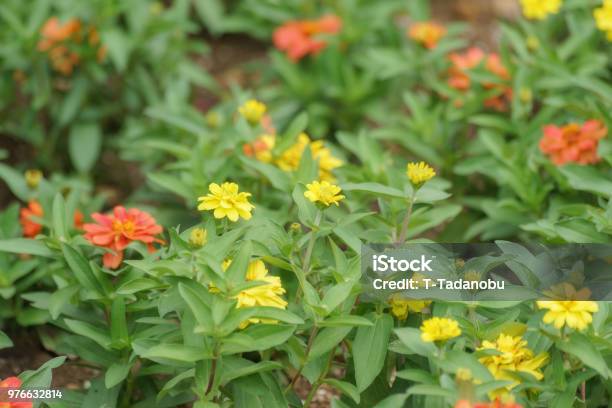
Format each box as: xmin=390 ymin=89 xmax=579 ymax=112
xmin=454 ymin=399 xmax=522 ymax=408
xmin=83 ymin=206 xmax=163 ymax=269
xmin=540 ymin=120 xmax=607 ymax=165
xmin=0 ymin=376 xmax=32 ymax=408
xmin=19 ymin=201 xmax=43 ymax=238
xmin=73 ymin=210 xmax=84 ymax=229
xmin=38 ymin=17 xmax=105 ymax=74
xmin=273 ymin=15 xmax=342 ymax=62
xmin=408 ymin=21 xmax=446 ymax=49
xmin=448 ymin=47 xmax=512 ymax=111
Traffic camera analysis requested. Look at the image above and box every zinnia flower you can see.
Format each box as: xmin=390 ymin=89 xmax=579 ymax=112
xmin=455 ymin=399 xmax=522 ymax=408
xmin=197 ymin=182 xmax=255 ymax=222
xmin=238 ymin=99 xmax=267 ymax=126
xmin=273 ymin=15 xmax=342 ymax=62
xmin=478 ymin=334 xmax=548 ymax=397
xmin=389 ymin=296 xmax=430 ymax=320
xmin=594 ymin=0 xmax=612 ymax=41
xmin=304 ymin=180 xmax=345 ymax=206
xmin=520 ymin=0 xmax=562 ymax=20
xmin=420 ymin=317 xmax=461 ymax=342
xmin=38 ymin=17 xmax=82 ymax=75
xmin=276 ymin=133 xmax=342 ymax=181
xmin=536 ymin=300 xmax=599 ymax=331
xmin=219 ymin=259 xmax=288 ymax=328
xmin=243 ymin=134 xmax=275 ymax=163
xmin=408 ymin=21 xmax=446 ymax=49
xmin=0 ymin=376 xmax=32 ymax=408
xmin=83 ymin=206 xmax=163 ymax=269
xmin=539 ymin=120 xmax=607 ymax=165
xmin=406 ymin=161 xmax=436 ymax=186
xmin=448 ymin=48 xmax=512 ymax=111
xmin=20 ymin=201 xmax=44 ymax=238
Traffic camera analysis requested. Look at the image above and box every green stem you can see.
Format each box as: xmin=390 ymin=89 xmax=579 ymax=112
xmin=304 ymin=346 xmax=335 ymax=407
xmin=396 ymin=190 xmax=417 ymax=245
xmin=302 ymin=210 xmax=322 ymax=274
xmin=285 ymin=325 xmax=319 ymax=394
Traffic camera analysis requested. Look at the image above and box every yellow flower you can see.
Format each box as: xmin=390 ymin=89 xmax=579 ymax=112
xmin=520 ymin=0 xmax=562 ymax=20
xmin=189 ymin=227 xmax=207 ymax=247
xmin=390 ymin=296 xmax=431 ymax=320
xmin=478 ymin=333 xmax=548 ymax=395
xmin=420 ymin=317 xmax=461 ymax=342
xmin=221 ymin=259 xmax=288 ymax=328
xmin=536 ymin=300 xmax=598 ymax=331
xmin=197 ymin=182 xmax=254 ymax=222
xmin=304 ymin=180 xmax=345 ymax=207
xmin=243 ymin=134 xmax=275 ymax=163
xmin=594 ymin=0 xmax=612 ymax=41
xmin=406 ymin=161 xmax=436 ymax=186
xmin=238 ymin=99 xmax=266 ymax=125
xmin=276 ymin=133 xmax=342 ymax=181
xmin=24 ymin=169 xmax=43 ymax=189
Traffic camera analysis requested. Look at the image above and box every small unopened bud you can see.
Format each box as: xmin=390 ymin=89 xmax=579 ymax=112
xmin=526 ymin=36 xmax=539 ymax=51
xmin=189 ymin=227 xmax=207 ymax=248
xmin=519 ymin=87 xmax=532 ymax=103
xmin=206 ymin=111 xmax=220 ymax=129
xmin=290 ymin=222 xmax=302 ymax=232
xmin=25 ymin=169 xmax=43 ymax=189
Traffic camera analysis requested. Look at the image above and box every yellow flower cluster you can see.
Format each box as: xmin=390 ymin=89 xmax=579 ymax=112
xmin=478 ymin=334 xmax=548 ymax=395
xmin=536 ymin=300 xmax=598 ymax=331
xmin=520 ymin=0 xmax=562 ymax=20
xmin=304 ymin=180 xmax=345 ymax=207
xmin=238 ymin=99 xmax=267 ymax=125
xmin=594 ymin=0 xmax=612 ymax=41
xmin=406 ymin=161 xmax=436 ymax=186
xmin=222 ymin=259 xmax=288 ymax=328
xmin=277 ymin=133 xmax=343 ymax=181
xmin=389 ymin=296 xmax=430 ymax=320
xmin=420 ymin=317 xmax=461 ymax=342
xmin=197 ymin=182 xmax=254 ymax=222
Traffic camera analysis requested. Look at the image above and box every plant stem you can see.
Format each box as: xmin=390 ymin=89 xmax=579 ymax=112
xmin=302 ymin=210 xmax=322 ymax=274
xmin=285 ymin=325 xmax=319 ymax=393
xmin=304 ymin=346 xmax=335 ymax=408
xmin=396 ymin=191 xmax=417 ymax=245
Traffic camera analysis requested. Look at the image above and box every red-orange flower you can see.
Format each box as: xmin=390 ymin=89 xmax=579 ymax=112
xmin=447 ymin=47 xmax=512 ymax=111
xmin=273 ymin=15 xmax=342 ymax=62
xmin=454 ymin=399 xmax=522 ymax=408
xmin=408 ymin=21 xmax=446 ymax=49
xmin=83 ymin=206 xmax=163 ymax=269
xmin=540 ymin=120 xmax=607 ymax=165
xmin=37 ymin=17 xmax=105 ymax=75
xmin=19 ymin=201 xmax=43 ymax=238
xmin=0 ymin=376 xmax=32 ymax=408
xmin=73 ymin=210 xmax=84 ymax=230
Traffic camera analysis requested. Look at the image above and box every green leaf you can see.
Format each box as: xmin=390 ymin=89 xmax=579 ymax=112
xmin=221 ymin=360 xmax=282 ymax=384
xmin=178 ymin=283 xmax=213 ymax=334
xmin=0 ymin=239 xmax=53 ymax=257
xmin=556 ymin=332 xmax=610 ymax=379
xmin=353 ymin=314 xmax=393 ymax=391
xmin=323 ymin=379 xmax=360 ymax=404
xmin=110 ymin=297 xmax=129 ymax=349
xmin=102 ymin=28 xmax=131 ymax=71
xmin=226 ymin=241 xmax=252 ymax=282
xmin=240 ymin=157 xmax=291 ymax=191
xmin=61 ymin=243 xmax=105 ymax=296
xmin=341 ymin=182 xmax=405 ymax=199
xmin=59 ymin=77 xmax=88 ymax=125
xmin=52 ymin=193 xmax=69 ymax=241
xmin=20 ymin=356 xmax=66 ymax=389
xmin=64 ymin=319 xmax=111 ymax=349
xmin=105 ymin=362 xmax=132 ymax=388
xmin=558 ymin=165 xmax=612 ymax=198
xmin=0 ymin=330 xmax=13 ymax=349
xmin=69 ymin=123 xmax=102 ymax=173
xmin=394 ymin=327 xmax=436 ymax=356
xmin=321 ymin=281 xmax=355 ymax=315
xmin=139 ymin=343 xmax=213 ymax=362
xmin=147 ymin=173 xmax=194 ymax=202
xmin=49 ymin=285 xmax=79 ymax=319
xmin=308 ymin=327 xmax=352 ymax=360
xmin=319 ymin=315 xmax=374 ymax=328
